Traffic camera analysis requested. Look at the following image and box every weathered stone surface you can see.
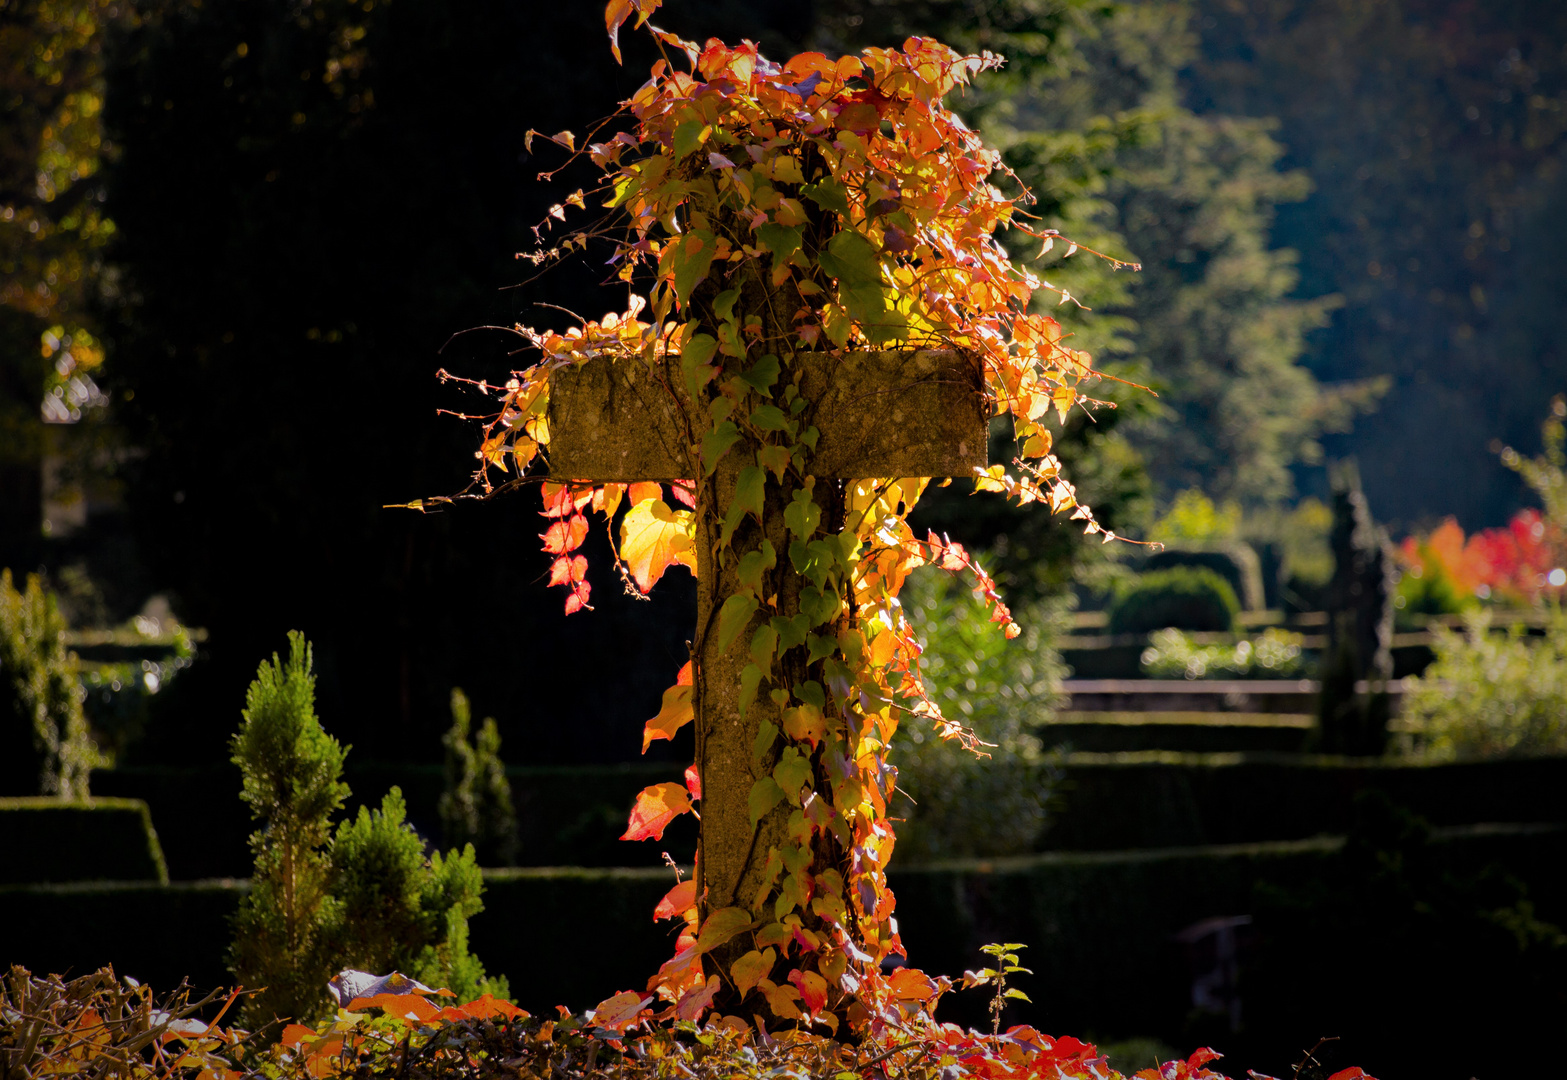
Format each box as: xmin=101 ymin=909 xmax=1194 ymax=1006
xmin=546 ymin=349 xmax=988 ymax=481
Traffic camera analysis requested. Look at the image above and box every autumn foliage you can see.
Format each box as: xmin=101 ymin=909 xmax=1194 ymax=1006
xmin=423 ymin=2 xmax=1377 ymax=1076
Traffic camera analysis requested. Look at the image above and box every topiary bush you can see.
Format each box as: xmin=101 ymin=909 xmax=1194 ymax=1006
xmin=1107 ymin=567 xmax=1240 ymax=636
xmin=0 ymin=569 xmax=98 ymax=798
xmin=230 ymin=632 xmax=505 ymax=1027
xmin=440 ymin=688 xmax=518 ymax=867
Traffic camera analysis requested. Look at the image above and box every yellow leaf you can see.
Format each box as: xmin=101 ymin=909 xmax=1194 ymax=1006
xmin=620 ymin=499 xmax=696 ymax=592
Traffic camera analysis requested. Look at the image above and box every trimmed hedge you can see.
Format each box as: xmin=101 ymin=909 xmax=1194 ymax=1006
xmin=1 ymin=826 xmax=1561 ymax=1075
xmin=0 ymin=797 xmax=167 ymax=884
xmin=1108 ymin=568 xmax=1240 ymax=635
xmin=78 ymin=753 xmax=1567 ymax=881
xmin=89 ymin=762 xmax=695 ymax=880
xmin=1039 ymin=713 xmax=1312 ymax=754
xmin=1041 ymin=751 xmax=1567 ymax=851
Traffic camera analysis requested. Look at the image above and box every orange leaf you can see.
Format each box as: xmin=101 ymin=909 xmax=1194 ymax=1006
xmin=628 ymin=481 xmax=663 ymax=506
xmin=654 ymin=879 xmax=697 ymax=920
xmin=542 ymin=513 xmax=589 ymax=554
xmin=450 ymin=994 xmax=527 ymax=1021
xmin=345 ymin=993 xmax=440 ymax=1022
xmin=731 ymin=948 xmax=776 ymax=998
xmin=620 ymin=782 xmax=692 ymax=841
xmin=781 ymin=704 xmax=826 ymax=749
xmin=279 ymin=1024 xmax=316 ymax=1049
xmin=591 ymin=990 xmax=651 ymax=1033
xmin=887 ymin=967 xmax=936 ymax=1001
xmin=642 ymin=662 xmax=694 ymax=751
xmin=620 ymin=499 xmax=696 ymax=592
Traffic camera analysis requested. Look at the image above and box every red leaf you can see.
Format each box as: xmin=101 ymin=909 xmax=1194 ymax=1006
xmin=564 ymin=579 xmax=592 ymax=614
xmin=671 ymin=480 xmax=697 ymax=508
xmin=542 ymin=513 xmax=589 ymax=554
xmin=1188 ymin=1049 xmax=1223 ymax=1069
xmin=684 ymin=763 xmax=702 ymax=800
xmin=620 ymin=782 xmax=692 ymax=841
xmin=787 ymin=968 xmax=829 ymax=1012
xmin=548 ymin=554 xmax=589 ymax=586
xmin=653 ymin=879 xmax=697 ymax=921
xmin=1326 ymin=1070 xmax=1375 ymax=1080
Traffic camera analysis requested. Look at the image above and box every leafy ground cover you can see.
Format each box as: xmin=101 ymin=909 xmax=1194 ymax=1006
xmin=1 ymin=964 xmax=1374 ymax=1080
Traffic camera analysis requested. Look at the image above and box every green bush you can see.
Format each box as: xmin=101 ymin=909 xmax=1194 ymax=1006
xmin=0 ymin=569 xmax=98 ymax=798
xmin=441 ymin=688 xmax=518 ymax=866
xmin=1402 ymin=611 xmax=1567 ymax=760
xmin=890 ymin=569 xmax=1066 ymax=861
xmin=230 ymin=632 xmax=505 ymax=1027
xmin=1106 ymin=566 xmax=1240 ymax=635
xmin=1139 ymin=626 xmax=1307 ymax=679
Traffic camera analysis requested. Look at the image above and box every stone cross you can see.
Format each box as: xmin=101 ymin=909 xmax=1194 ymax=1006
xmin=546 ymin=345 xmax=987 ymax=975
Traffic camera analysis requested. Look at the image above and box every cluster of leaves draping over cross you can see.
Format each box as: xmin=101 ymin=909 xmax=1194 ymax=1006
xmin=437 ymin=0 xmax=1150 ymax=1036
xmin=3 ymin=963 xmax=1379 ymax=1080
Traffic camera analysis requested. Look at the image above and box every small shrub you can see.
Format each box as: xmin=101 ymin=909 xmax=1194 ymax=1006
xmin=231 ymin=632 xmax=506 ymax=1027
xmin=333 ymin=787 xmax=507 ymax=1001
xmin=0 ymin=569 xmax=97 ymax=798
xmin=229 ymin=632 xmax=350 ymax=1026
xmin=440 ymin=688 xmax=519 ymax=866
xmin=1107 ymin=567 xmax=1239 ymax=635
xmin=1140 ymin=627 xmax=1307 ymax=679
xmin=1402 ymin=610 xmax=1567 ymax=760
xmin=891 ymin=570 xmax=1066 ymax=861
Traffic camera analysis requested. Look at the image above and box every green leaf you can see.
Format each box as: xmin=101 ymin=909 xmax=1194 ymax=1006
xmin=696 ymin=906 xmax=755 ymax=952
xmin=753 ymin=719 xmax=779 ymax=762
xmin=750 ymin=623 xmax=779 ymax=669
xmin=1004 ymin=989 xmax=1032 ymax=1002
xmin=713 ymin=287 xmax=741 ymax=324
xmin=801 ymin=585 xmax=842 ymax=627
xmin=755 ymin=223 xmax=803 ymax=262
xmin=734 ymin=465 xmax=765 ymax=522
xmin=740 ymin=353 xmax=780 ymax=396
xmin=717 ymin=593 xmax=760 ymax=652
xmin=671 ymin=229 xmax=718 ymax=307
xmin=737 ymin=539 xmax=777 ymax=592
xmin=757 ymin=444 xmax=791 ymax=481
xmin=772 ymin=747 xmax=812 ymax=802
xmin=806 ymin=633 xmax=837 ymax=664
xmin=739 ymin=662 xmax=764 ymax=718
xmin=750 ymin=404 xmax=790 ymax=431
xmin=672 ymin=119 xmax=708 ymax=161
xmin=800 ymin=180 xmax=849 ymax=216
xmin=796 ymin=681 xmax=825 ymax=709
xmin=702 ymin=420 xmax=741 ymax=476
xmin=748 ymin=776 xmax=785 ymax=825
xmin=815 ymin=230 xmax=882 ymax=286
xmin=771 ymin=614 xmax=810 ymax=654
xmin=784 ymin=490 xmax=821 ymax=538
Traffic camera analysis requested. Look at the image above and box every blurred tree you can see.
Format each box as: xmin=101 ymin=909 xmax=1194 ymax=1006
xmin=0 ymin=0 xmax=119 ymax=567
xmin=1185 ymin=0 xmax=1567 ymax=528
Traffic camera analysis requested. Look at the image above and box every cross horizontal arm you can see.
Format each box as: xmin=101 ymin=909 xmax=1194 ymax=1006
xmin=546 ymin=349 xmax=989 ymax=482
